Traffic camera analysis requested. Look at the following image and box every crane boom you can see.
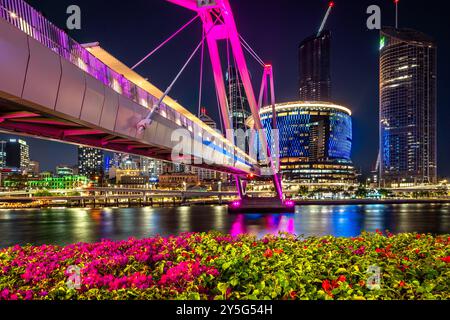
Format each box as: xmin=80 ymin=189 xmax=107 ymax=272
xmin=317 ymin=1 xmax=334 ymax=36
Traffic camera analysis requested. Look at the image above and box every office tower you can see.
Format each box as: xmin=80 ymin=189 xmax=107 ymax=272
xmin=199 ymin=107 xmax=217 ymax=130
xmin=198 ymin=107 xmax=220 ymax=182
xmin=78 ymin=147 xmax=104 ymax=179
xmin=252 ymin=101 xmax=356 ymax=184
xmin=5 ymin=139 xmax=30 ymax=173
xmin=27 ymin=161 xmax=40 ymax=176
xmin=379 ymin=27 xmax=437 ymax=186
xmin=56 ymin=165 xmax=74 ymax=176
xmin=0 ymin=141 xmax=6 ymax=168
xmin=226 ymin=66 xmax=251 ymax=132
xmin=299 ymin=30 xmax=331 ymax=101
xmin=140 ymin=157 xmax=164 ymax=178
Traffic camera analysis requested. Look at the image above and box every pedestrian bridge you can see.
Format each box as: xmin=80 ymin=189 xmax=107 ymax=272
xmin=0 ymin=0 xmax=257 ymax=176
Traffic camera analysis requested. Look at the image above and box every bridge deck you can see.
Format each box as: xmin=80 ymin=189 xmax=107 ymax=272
xmin=0 ymin=0 xmax=257 ymax=176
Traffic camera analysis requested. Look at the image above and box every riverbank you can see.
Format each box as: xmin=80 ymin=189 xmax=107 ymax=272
xmin=0 ymin=231 xmax=448 ymax=300
xmin=295 ymin=198 xmax=450 ymax=205
xmin=1 ymin=198 xmax=450 ymax=210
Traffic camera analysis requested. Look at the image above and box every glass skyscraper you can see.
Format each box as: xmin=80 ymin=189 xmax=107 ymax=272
xmin=226 ymin=66 xmax=251 ymax=132
xmin=4 ymin=139 xmax=30 ymax=173
xmin=254 ymin=102 xmax=356 ymax=184
xmin=299 ymin=30 xmax=331 ymax=101
xmin=379 ymin=27 xmax=437 ymax=186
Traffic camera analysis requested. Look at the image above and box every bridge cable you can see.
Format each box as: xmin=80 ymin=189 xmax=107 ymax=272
xmin=197 ymin=27 xmax=206 ymax=117
xmin=138 ymin=13 xmax=223 ymax=132
xmin=132 ymin=14 xmax=200 ymax=70
xmin=226 ymin=38 xmax=234 ymax=130
xmin=239 ymin=35 xmax=265 ymax=67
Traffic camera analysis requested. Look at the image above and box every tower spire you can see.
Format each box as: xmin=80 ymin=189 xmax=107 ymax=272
xmin=394 ymin=0 xmax=399 ymax=29
xmin=317 ymin=1 xmax=334 ymax=37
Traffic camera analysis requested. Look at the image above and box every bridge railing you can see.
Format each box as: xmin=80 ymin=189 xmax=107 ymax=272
xmin=0 ymin=0 xmax=162 ymax=109
xmin=0 ymin=0 xmax=256 ymax=169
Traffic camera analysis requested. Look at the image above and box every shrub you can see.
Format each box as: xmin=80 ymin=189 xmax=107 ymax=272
xmin=0 ymin=232 xmax=448 ymax=300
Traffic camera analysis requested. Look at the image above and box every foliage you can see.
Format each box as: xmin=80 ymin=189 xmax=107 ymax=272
xmin=0 ymin=232 xmax=449 ymax=300
xmin=33 ymin=190 xmax=53 ymax=197
xmin=355 ymin=186 xmax=369 ymax=198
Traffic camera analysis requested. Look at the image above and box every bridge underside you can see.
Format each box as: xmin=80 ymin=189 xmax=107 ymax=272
xmin=0 ymin=96 xmax=245 ymax=176
xmin=0 ymin=15 xmax=257 ymax=177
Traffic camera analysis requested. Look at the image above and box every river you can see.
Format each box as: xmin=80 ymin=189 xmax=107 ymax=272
xmin=0 ymin=203 xmax=449 ymax=248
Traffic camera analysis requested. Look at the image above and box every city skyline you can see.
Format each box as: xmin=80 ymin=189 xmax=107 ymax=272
xmin=0 ymin=0 xmax=448 ymax=304
xmin=0 ymin=0 xmax=448 ymax=178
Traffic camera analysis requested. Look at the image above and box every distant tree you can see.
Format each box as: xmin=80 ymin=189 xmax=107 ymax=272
xmin=298 ymin=186 xmax=309 ymax=198
xmin=34 ymin=190 xmax=52 ymax=197
xmin=378 ymin=189 xmax=393 ymax=198
xmin=355 ymin=186 xmax=369 ymax=199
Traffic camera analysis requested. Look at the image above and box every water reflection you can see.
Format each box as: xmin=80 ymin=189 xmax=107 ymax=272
xmin=0 ymin=204 xmax=449 ymax=248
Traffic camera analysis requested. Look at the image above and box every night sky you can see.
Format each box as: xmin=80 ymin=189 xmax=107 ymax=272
xmin=2 ymin=0 xmax=449 ymax=176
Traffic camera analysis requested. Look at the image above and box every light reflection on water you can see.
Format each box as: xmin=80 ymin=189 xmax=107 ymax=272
xmin=0 ymin=204 xmax=449 ymax=248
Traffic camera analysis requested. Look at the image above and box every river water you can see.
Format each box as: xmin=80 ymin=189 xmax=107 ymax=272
xmin=0 ymin=204 xmax=449 ymax=248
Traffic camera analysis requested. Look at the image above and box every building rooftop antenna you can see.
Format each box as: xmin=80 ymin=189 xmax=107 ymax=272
xmin=317 ymin=1 xmax=334 ymax=37
xmin=395 ymin=0 xmax=399 ymax=29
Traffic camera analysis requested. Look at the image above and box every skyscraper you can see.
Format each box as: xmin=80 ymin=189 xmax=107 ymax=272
xmin=226 ymin=66 xmax=251 ymax=132
xmin=298 ymin=30 xmax=331 ymax=101
xmin=199 ymin=107 xmax=217 ymax=130
xmin=198 ymin=107 xmax=220 ymax=182
xmin=379 ymin=27 xmax=437 ymax=186
xmin=0 ymin=141 xmax=6 ymax=168
xmin=5 ymin=139 xmax=30 ymax=173
xmin=78 ymin=147 xmax=104 ymax=179
xmin=251 ymin=101 xmax=356 ymax=184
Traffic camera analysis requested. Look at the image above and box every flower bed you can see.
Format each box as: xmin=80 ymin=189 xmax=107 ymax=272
xmin=0 ymin=232 xmax=449 ymax=300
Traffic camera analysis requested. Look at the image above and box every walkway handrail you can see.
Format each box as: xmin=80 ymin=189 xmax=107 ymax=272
xmin=0 ymin=0 xmax=256 ymax=167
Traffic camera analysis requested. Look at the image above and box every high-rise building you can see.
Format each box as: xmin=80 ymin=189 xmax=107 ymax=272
xmin=0 ymin=141 xmax=6 ymax=168
xmin=298 ymin=31 xmax=331 ymax=101
xmin=5 ymin=139 xmax=30 ymax=173
xmin=199 ymin=107 xmax=217 ymax=130
xmin=56 ymin=165 xmax=74 ymax=176
xmin=249 ymin=101 xmax=356 ymax=184
xmin=140 ymin=157 xmax=164 ymax=178
xmin=379 ymin=27 xmax=437 ymax=186
xmin=78 ymin=147 xmax=104 ymax=179
xmin=27 ymin=161 xmax=40 ymax=176
xmin=226 ymin=66 xmax=251 ymax=132
xmin=198 ymin=107 xmax=220 ymax=182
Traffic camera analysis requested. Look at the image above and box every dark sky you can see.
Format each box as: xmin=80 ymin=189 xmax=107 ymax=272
xmin=2 ymin=0 xmax=449 ymax=176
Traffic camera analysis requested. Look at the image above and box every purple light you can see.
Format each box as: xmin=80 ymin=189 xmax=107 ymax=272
xmin=231 ymin=201 xmax=242 ymax=209
xmin=284 ymin=200 xmax=295 ymax=208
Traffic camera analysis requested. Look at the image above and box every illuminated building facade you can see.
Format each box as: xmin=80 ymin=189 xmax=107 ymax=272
xmin=0 ymin=141 xmax=6 ymax=168
xmin=226 ymin=66 xmax=251 ymax=132
xmin=256 ymin=101 xmax=356 ymax=184
xmin=78 ymin=147 xmax=104 ymax=179
xmin=197 ymin=107 xmax=221 ymax=182
xmin=199 ymin=107 xmax=218 ymax=130
xmin=27 ymin=175 xmax=89 ymax=190
xmin=56 ymin=166 xmax=74 ymax=176
xmin=379 ymin=27 xmax=437 ymax=186
xmin=5 ymin=139 xmax=30 ymax=173
xmin=299 ymin=31 xmax=331 ymax=101
xmin=27 ymin=161 xmax=40 ymax=176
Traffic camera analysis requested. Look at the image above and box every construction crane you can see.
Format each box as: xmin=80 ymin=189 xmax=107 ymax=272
xmin=317 ymin=1 xmax=334 ymax=37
